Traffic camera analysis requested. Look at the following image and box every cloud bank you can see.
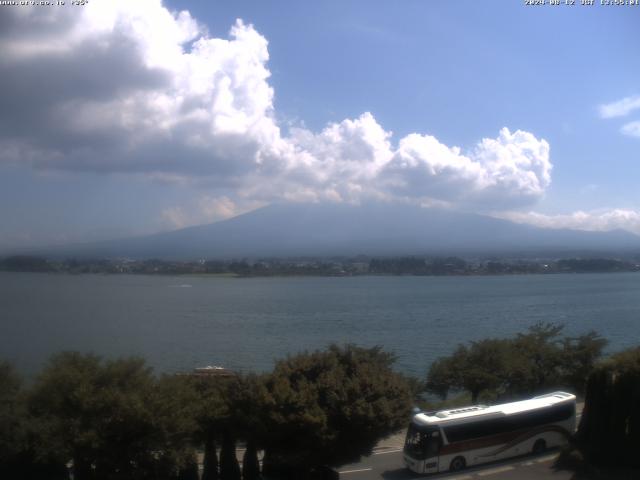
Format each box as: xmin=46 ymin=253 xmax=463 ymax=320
xmin=0 ymin=0 xmax=553 ymax=213
xmin=500 ymin=209 xmax=640 ymax=236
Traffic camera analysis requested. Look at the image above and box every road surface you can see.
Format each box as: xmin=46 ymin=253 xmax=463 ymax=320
xmin=337 ymin=449 xmax=571 ymax=480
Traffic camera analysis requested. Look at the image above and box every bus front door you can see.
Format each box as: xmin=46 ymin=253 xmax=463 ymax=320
xmin=423 ymin=430 xmax=442 ymax=474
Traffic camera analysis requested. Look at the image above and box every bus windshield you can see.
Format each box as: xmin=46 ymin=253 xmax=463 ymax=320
xmin=404 ymin=424 xmax=440 ymax=460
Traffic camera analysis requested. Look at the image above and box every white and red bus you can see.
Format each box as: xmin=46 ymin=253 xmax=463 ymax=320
xmin=403 ymin=391 xmax=576 ymax=474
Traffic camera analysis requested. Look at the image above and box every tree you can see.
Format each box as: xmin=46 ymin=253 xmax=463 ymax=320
xmin=560 ymin=331 xmax=608 ymax=394
xmin=0 ymin=255 xmax=52 ymax=272
xmin=241 ymin=442 xmax=260 ymax=480
xmin=153 ymin=375 xmax=202 ymax=479
xmin=28 ymin=352 xmax=160 ymax=480
xmin=225 ymin=374 xmax=271 ymax=480
xmin=176 ymin=455 xmax=199 ymax=480
xmin=219 ymin=431 xmax=241 ymax=480
xmin=0 ymin=362 xmax=36 ymax=479
xmin=398 ymin=373 xmax=426 ymax=404
xmin=425 ymin=356 xmax=458 ymax=400
xmin=192 ymin=375 xmax=234 ymax=480
xmin=0 ymin=361 xmax=71 ymax=480
xmin=508 ymin=323 xmax=607 ymax=396
xmin=200 ymin=436 xmax=219 ymax=480
xmin=196 ymin=373 xmax=271 ymax=480
xmin=426 ymin=340 xmax=510 ymax=403
xmin=461 ymin=340 xmax=511 ymax=403
xmin=506 ymin=322 xmax=565 ymax=395
xmin=577 ymin=347 xmax=640 ymax=467
xmin=0 ymin=362 xmax=23 ymax=461
xmin=28 ymin=352 xmax=102 ymax=480
xmin=262 ymin=345 xmax=412 ymax=475
xmin=425 ymin=323 xmax=607 ymax=403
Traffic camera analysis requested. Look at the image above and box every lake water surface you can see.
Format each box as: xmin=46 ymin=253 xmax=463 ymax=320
xmin=1 ymin=272 xmax=639 ymax=378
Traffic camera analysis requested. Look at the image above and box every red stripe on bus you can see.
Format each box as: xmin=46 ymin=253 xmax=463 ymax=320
xmin=439 ymin=425 xmax=571 ymax=456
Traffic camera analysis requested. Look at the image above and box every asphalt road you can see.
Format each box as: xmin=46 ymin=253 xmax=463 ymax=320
xmin=337 ymin=449 xmax=572 ymax=480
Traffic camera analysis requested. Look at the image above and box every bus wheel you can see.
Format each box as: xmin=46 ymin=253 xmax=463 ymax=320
xmin=533 ymin=439 xmax=547 ymax=455
xmin=450 ymin=456 xmax=466 ymax=472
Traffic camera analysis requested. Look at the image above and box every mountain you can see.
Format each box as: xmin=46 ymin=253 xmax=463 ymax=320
xmin=22 ymin=202 xmax=640 ymax=260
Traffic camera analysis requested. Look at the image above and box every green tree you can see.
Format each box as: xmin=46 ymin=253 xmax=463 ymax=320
xmin=241 ymin=442 xmax=260 ymax=480
xmin=193 ymin=376 xmax=233 ymax=480
xmin=225 ymin=374 xmax=271 ymax=480
xmin=262 ymin=344 xmax=412 ymax=475
xmin=425 ymin=356 xmax=457 ymax=400
xmin=28 ymin=352 xmax=102 ymax=480
xmin=577 ymin=346 xmax=640 ymax=467
xmin=0 ymin=360 xmax=70 ymax=479
xmin=28 ymin=352 xmax=160 ymax=480
xmin=398 ymin=374 xmax=426 ymax=404
xmin=426 ymin=340 xmax=510 ymax=403
xmin=426 ymin=323 xmax=607 ymax=403
xmin=153 ymin=374 xmax=202 ymax=479
xmin=176 ymin=453 xmax=199 ymax=480
xmin=202 ymin=373 xmax=271 ymax=480
xmin=219 ymin=431 xmax=241 ymax=480
xmin=506 ymin=322 xmax=565 ymax=395
xmin=507 ymin=323 xmax=606 ymax=396
xmin=0 ymin=361 xmax=44 ymax=479
xmin=461 ymin=339 xmax=510 ymax=403
xmin=560 ymin=331 xmax=608 ymax=394
xmin=200 ymin=436 xmax=219 ymax=480
xmin=0 ymin=362 xmax=23 ymax=461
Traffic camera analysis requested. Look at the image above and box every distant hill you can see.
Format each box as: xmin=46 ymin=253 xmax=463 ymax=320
xmin=18 ymin=202 xmax=640 ymax=260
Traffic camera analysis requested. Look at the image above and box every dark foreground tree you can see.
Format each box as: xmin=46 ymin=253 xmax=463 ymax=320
xmin=28 ymin=352 xmax=160 ymax=480
xmin=560 ymin=331 xmax=608 ymax=394
xmin=242 ymin=441 xmax=260 ymax=480
xmin=577 ymin=346 xmax=640 ymax=467
xmin=0 ymin=362 xmax=23 ymax=470
xmin=226 ymin=374 xmax=271 ymax=479
xmin=200 ymin=432 xmax=219 ymax=480
xmin=262 ymin=344 xmax=412 ymax=476
xmin=176 ymin=454 xmax=199 ymax=480
xmin=193 ymin=375 xmax=231 ymax=480
xmin=153 ymin=374 xmax=202 ymax=478
xmin=219 ymin=431 xmax=241 ymax=480
xmin=1 ymin=361 xmax=73 ymax=480
xmin=0 ymin=363 xmax=34 ymax=478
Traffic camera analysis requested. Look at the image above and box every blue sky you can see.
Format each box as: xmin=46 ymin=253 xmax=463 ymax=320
xmin=0 ymin=0 xmax=639 ymax=249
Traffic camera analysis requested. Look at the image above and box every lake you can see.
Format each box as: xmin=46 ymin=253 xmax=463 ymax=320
xmin=1 ymin=272 xmax=639 ymax=379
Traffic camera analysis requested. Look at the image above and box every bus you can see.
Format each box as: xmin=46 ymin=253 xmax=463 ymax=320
xmin=403 ymin=391 xmax=576 ymax=474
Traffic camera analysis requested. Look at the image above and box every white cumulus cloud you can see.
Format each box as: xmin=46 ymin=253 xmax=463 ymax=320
xmin=381 ymin=128 xmax=551 ymax=209
xmin=0 ymin=1 xmax=279 ymax=178
xmin=0 ymin=0 xmax=552 ymax=212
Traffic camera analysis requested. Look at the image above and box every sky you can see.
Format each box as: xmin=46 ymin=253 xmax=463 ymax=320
xmin=0 ymin=0 xmax=639 ymax=249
